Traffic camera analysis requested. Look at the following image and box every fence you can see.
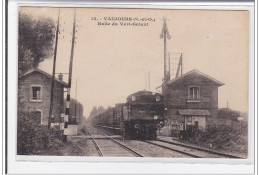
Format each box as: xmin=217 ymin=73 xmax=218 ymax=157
xmin=207 ymin=118 xmax=247 ymax=132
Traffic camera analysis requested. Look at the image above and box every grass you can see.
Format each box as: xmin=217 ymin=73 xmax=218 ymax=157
xmin=183 ymin=126 xmax=248 ymax=156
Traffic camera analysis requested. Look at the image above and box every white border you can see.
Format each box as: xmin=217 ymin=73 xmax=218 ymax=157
xmin=7 ymin=1 xmax=255 ymax=174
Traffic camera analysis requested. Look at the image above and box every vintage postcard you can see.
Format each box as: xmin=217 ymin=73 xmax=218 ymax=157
xmin=17 ymin=6 xmax=249 ymax=159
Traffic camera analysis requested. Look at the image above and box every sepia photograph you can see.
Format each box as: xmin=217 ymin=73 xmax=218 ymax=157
xmin=17 ymin=7 xmax=249 ymax=159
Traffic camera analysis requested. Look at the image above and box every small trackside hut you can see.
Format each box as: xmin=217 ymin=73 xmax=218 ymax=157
xmin=19 ymin=68 xmax=68 ymax=125
xmin=162 ymin=69 xmax=224 ymax=138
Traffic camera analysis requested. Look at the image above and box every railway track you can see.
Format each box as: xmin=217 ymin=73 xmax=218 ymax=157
xmin=86 ymin=124 xmax=243 ymax=158
xmin=155 ymin=139 xmax=243 ymax=158
xmin=142 ymin=139 xmax=243 ymax=158
xmin=86 ymin=126 xmax=104 ymax=156
xmin=141 ymin=140 xmax=201 ymax=158
xmin=85 ymin=125 xmax=143 ymax=157
xmin=94 ymin=125 xmax=203 ymax=158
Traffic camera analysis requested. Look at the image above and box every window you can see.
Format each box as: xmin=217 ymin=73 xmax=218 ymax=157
xmin=30 ymin=85 xmax=42 ymax=102
xmin=32 ymin=87 xmax=41 ymax=99
xmin=188 ymin=86 xmax=200 ymax=100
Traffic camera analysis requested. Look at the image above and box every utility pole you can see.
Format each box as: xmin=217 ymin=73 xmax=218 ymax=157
xmin=63 ymin=9 xmax=76 ymax=142
xmin=48 ymin=9 xmax=60 ymax=129
xmin=175 ymin=53 xmax=183 ymax=78
xmin=181 ymin=53 xmax=183 ymax=76
xmin=160 ymin=17 xmax=171 ymax=121
xmin=74 ymin=79 xmax=77 ymax=124
xmin=160 ymin=17 xmax=171 ymax=80
xmin=168 ymin=52 xmax=171 ymax=80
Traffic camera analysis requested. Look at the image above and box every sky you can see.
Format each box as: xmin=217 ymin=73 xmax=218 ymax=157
xmin=19 ymin=7 xmax=249 ymax=117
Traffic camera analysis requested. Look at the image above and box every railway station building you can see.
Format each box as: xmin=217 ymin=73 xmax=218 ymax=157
xmin=19 ymin=68 xmax=67 ymax=125
xmin=163 ymin=69 xmax=224 ymax=133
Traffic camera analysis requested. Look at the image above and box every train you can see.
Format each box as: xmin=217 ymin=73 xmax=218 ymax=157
xmin=91 ymin=90 xmax=165 ymax=139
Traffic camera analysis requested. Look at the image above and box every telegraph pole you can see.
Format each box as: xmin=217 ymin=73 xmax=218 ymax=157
xmin=168 ymin=52 xmax=171 ymax=80
xmin=160 ymin=17 xmax=171 ymax=79
xmin=48 ymin=9 xmax=60 ymax=129
xmin=74 ymin=79 xmax=77 ymax=124
xmin=175 ymin=53 xmax=183 ymax=78
xmin=181 ymin=53 xmax=183 ymax=76
xmin=63 ymin=9 xmax=76 ymax=142
xmin=160 ymin=17 xmax=171 ymax=121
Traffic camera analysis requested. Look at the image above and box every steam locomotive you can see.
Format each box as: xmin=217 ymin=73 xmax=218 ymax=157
xmin=91 ymin=90 xmax=165 ymax=139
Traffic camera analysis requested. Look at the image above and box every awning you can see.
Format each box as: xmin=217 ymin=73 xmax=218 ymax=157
xmin=177 ymin=109 xmax=210 ymax=116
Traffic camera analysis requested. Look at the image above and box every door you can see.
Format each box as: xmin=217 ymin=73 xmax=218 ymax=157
xmin=186 ymin=125 xmax=193 ymax=137
xmin=35 ymin=111 xmax=41 ymax=124
xmin=194 ymin=121 xmax=199 ymax=131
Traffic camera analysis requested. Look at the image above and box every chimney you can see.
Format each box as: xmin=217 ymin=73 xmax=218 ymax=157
xmin=58 ymin=73 xmax=63 ymax=81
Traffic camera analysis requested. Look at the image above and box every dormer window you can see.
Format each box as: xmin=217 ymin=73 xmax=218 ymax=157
xmin=188 ymin=86 xmax=200 ymax=100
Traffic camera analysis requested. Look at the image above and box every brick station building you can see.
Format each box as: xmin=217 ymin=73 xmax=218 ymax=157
xmin=162 ymin=69 xmax=224 ymax=133
xmin=19 ymin=68 xmax=68 ymax=125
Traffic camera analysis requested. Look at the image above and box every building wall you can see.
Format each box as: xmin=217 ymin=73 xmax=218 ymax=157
xmin=20 ymin=72 xmax=65 ymax=125
xmin=167 ymin=75 xmax=219 ymax=118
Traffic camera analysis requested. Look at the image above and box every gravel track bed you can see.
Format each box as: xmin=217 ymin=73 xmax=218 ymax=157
xmin=84 ymin=139 xmax=100 ymax=156
xmin=91 ymin=125 xmax=192 ymax=157
xmin=87 ymin=125 xmax=138 ymax=157
xmin=120 ymin=139 xmax=190 ymax=158
xmin=148 ymin=140 xmax=222 ymax=158
xmin=86 ymin=127 xmax=101 ymax=135
xmin=95 ymin=139 xmax=136 ymax=157
xmin=157 ymin=135 xmax=245 ymax=158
